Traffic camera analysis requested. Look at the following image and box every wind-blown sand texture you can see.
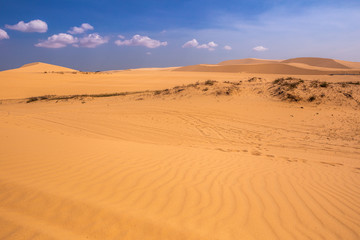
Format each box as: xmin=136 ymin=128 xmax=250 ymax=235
xmin=1 ymin=58 xmax=360 ymax=240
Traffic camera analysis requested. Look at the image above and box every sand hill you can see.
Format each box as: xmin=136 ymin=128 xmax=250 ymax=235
xmin=1 ymin=60 xmax=360 ymax=240
xmin=281 ymin=57 xmax=350 ymax=69
xmin=3 ymin=62 xmax=78 ymax=73
xmin=174 ymin=63 xmax=359 ymax=75
xmin=334 ymin=59 xmax=360 ymax=69
xmin=175 ymin=57 xmax=360 ymax=75
xmin=218 ymin=58 xmax=282 ymax=65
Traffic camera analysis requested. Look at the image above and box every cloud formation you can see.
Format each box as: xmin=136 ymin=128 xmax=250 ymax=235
xmin=115 ymin=35 xmax=167 ymax=48
xmin=198 ymin=41 xmax=218 ymax=51
xmin=253 ymin=46 xmax=268 ymax=51
xmin=35 ymin=33 xmax=108 ymax=48
xmin=35 ymin=33 xmax=78 ymax=48
xmin=6 ymin=19 xmax=47 ymax=33
xmin=182 ymin=39 xmax=199 ymax=48
xmin=78 ymin=33 xmax=108 ymax=48
xmin=182 ymin=39 xmax=218 ymax=51
xmin=68 ymin=23 xmax=94 ymax=34
xmin=224 ymin=45 xmax=232 ymax=50
xmin=0 ymin=29 xmax=9 ymax=40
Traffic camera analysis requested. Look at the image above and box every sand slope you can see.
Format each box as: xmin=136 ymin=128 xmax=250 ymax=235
xmin=3 ymin=62 xmax=78 ymax=73
xmin=1 ymin=92 xmax=360 ymax=240
xmin=0 ymin=69 xmax=253 ymax=99
xmin=1 ymin=62 xmax=360 ymax=240
xmin=281 ymin=57 xmax=350 ymax=69
xmin=176 ymin=57 xmax=360 ymax=74
xmin=334 ymin=59 xmax=360 ymax=69
xmin=174 ymin=63 xmax=359 ymax=75
xmin=218 ymin=58 xmax=282 ymax=65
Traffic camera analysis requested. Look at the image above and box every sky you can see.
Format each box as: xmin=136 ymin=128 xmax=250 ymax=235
xmin=0 ymin=0 xmax=360 ymax=71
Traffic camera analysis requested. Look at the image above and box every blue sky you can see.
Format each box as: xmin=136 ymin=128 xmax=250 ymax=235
xmin=0 ymin=0 xmax=359 ymax=71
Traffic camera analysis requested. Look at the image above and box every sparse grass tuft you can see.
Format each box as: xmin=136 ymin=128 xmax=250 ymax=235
xmin=272 ymin=78 xmax=304 ymax=90
xmin=285 ymin=93 xmax=300 ymax=102
xmin=27 ymin=97 xmax=39 ymax=103
xmin=205 ymin=80 xmax=216 ymax=86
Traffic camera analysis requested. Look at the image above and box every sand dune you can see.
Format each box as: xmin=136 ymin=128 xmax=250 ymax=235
xmin=0 ymin=68 xmax=250 ymax=99
xmin=219 ymin=57 xmax=360 ymax=70
xmin=334 ymin=59 xmax=360 ymax=69
xmin=3 ymin=62 xmax=78 ymax=73
xmin=281 ymin=57 xmax=351 ymax=69
xmin=219 ymin=58 xmax=282 ymax=65
xmin=174 ymin=62 xmax=360 ymax=75
xmin=1 ymin=62 xmax=360 ymax=240
xmin=176 ymin=57 xmax=360 ymax=74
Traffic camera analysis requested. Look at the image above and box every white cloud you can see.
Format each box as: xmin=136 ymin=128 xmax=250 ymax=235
xmin=253 ymin=46 xmax=268 ymax=52
xmin=118 ymin=34 xmax=125 ymax=39
xmin=208 ymin=41 xmax=218 ymax=48
xmin=35 ymin=33 xmax=78 ymax=48
xmin=35 ymin=32 xmax=108 ymax=48
xmin=78 ymin=33 xmax=108 ymax=48
xmin=0 ymin=29 xmax=9 ymax=40
xmin=115 ymin=35 xmax=167 ymax=48
xmin=182 ymin=39 xmax=199 ymax=48
xmin=68 ymin=23 xmax=94 ymax=34
xmin=146 ymin=52 xmax=152 ymax=55
xmin=224 ymin=45 xmax=232 ymax=50
xmin=6 ymin=19 xmax=47 ymax=33
xmin=183 ymin=39 xmax=218 ymax=51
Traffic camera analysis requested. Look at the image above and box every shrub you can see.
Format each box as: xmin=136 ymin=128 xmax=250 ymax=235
xmin=205 ymin=80 xmax=216 ymax=86
xmin=27 ymin=97 xmax=39 ymax=103
xmin=175 ymin=88 xmax=185 ymax=93
xmin=308 ymin=96 xmax=316 ymax=102
xmin=319 ymin=82 xmax=329 ymax=88
xmin=310 ymin=81 xmax=319 ymax=88
xmin=285 ymin=93 xmax=300 ymax=102
xmin=273 ymin=78 xmax=284 ymax=84
xmin=248 ymin=77 xmax=258 ymax=82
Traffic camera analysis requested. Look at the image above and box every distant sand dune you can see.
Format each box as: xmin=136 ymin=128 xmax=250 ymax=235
xmin=175 ymin=57 xmax=360 ymax=74
xmin=174 ymin=63 xmax=360 ymax=75
xmin=334 ymin=59 xmax=360 ymax=69
xmin=218 ymin=58 xmax=282 ymax=65
xmin=3 ymin=62 xmax=78 ymax=73
xmin=281 ymin=57 xmax=351 ymax=69
xmin=219 ymin=57 xmax=360 ymax=70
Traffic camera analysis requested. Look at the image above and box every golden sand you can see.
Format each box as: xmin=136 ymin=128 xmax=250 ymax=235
xmin=0 ymin=58 xmax=359 ymax=239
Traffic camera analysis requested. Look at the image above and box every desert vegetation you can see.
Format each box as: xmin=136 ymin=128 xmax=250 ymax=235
xmin=21 ymin=78 xmax=360 ymax=108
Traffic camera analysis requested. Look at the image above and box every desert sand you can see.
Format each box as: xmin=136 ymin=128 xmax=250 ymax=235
xmin=0 ymin=58 xmax=360 ymax=240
